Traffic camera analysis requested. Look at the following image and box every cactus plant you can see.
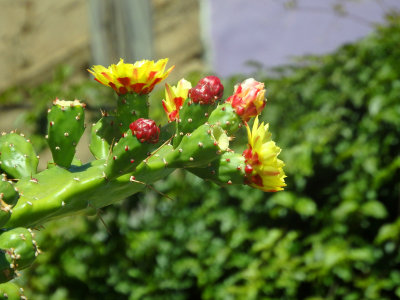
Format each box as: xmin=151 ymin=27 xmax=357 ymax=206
xmin=0 ymin=58 xmax=286 ymax=292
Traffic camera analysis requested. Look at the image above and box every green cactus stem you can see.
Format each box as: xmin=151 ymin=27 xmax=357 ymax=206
xmin=3 ymin=160 xmax=106 ymax=228
xmin=105 ymin=133 xmax=155 ymax=178
xmin=105 ymin=118 xmax=160 ymax=178
xmin=0 ymin=282 xmax=26 ymax=300
xmin=3 ymin=144 xmax=174 ymax=228
xmin=89 ymin=116 xmax=121 ymax=160
xmin=173 ymin=100 xmax=216 ymax=147
xmin=47 ymin=99 xmax=86 ymax=168
xmin=208 ymin=102 xmax=242 ymax=135
xmin=167 ymin=123 xmax=229 ymax=168
xmin=0 ymin=227 xmax=39 ymax=283
xmin=0 ymin=133 xmax=38 ymax=179
xmin=188 ymin=152 xmax=246 ymax=186
xmin=0 ymin=178 xmax=19 ymax=228
xmin=116 ymin=93 xmax=149 ymax=133
xmin=133 ymin=144 xmax=175 ymax=183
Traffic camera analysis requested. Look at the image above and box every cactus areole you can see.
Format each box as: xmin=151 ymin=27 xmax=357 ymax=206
xmin=0 ymin=58 xmax=286 ymax=286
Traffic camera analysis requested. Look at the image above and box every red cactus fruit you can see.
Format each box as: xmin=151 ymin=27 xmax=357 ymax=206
xmin=129 ymin=118 xmax=160 ymax=144
xmin=189 ymin=76 xmax=224 ymax=105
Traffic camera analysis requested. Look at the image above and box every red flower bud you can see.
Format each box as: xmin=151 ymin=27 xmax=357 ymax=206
xmin=129 ymin=118 xmax=160 ymax=144
xmin=189 ymin=76 xmax=224 ymax=105
xmin=226 ymin=78 xmax=266 ymax=122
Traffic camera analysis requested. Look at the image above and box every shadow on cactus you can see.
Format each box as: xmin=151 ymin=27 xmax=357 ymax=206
xmin=0 ymin=58 xmax=286 ymax=293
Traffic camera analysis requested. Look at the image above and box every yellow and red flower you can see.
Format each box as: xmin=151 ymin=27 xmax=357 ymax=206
xmin=162 ymin=78 xmax=192 ymax=122
xmin=88 ymin=58 xmax=174 ymax=95
xmin=242 ymin=116 xmax=286 ymax=192
xmin=226 ymin=78 xmax=266 ymax=122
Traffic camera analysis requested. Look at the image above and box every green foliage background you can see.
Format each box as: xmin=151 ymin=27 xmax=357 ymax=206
xmin=7 ymin=16 xmax=400 ymax=299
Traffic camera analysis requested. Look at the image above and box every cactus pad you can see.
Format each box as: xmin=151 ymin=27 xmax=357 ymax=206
xmin=0 ymin=133 xmax=38 ymax=179
xmin=47 ymin=99 xmax=85 ymax=168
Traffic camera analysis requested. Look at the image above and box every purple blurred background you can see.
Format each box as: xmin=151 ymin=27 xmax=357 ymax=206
xmin=207 ymin=0 xmax=400 ymax=77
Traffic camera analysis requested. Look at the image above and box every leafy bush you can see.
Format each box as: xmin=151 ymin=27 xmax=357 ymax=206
xmin=17 ymin=16 xmax=400 ymax=299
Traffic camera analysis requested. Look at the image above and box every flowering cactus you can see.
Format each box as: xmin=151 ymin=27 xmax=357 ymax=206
xmin=0 ymin=58 xmax=285 ymax=287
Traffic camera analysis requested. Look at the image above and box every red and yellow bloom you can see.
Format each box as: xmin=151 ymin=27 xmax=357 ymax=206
xmin=88 ymin=58 xmax=174 ymax=95
xmin=242 ymin=116 xmax=286 ymax=192
xmin=226 ymin=78 xmax=266 ymax=122
xmin=162 ymin=78 xmax=192 ymax=122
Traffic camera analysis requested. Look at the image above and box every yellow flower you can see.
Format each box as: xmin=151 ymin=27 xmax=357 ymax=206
xmin=162 ymin=79 xmax=192 ymax=122
xmin=242 ymin=116 xmax=286 ymax=192
xmin=88 ymin=58 xmax=174 ymax=95
xmin=226 ymin=78 xmax=266 ymax=122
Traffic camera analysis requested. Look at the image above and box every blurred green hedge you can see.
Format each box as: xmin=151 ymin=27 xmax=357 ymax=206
xmin=16 ymin=16 xmax=400 ymax=300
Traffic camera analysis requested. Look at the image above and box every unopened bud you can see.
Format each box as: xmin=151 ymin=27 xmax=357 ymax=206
xmin=129 ymin=118 xmax=160 ymax=144
xmin=189 ymin=76 xmax=224 ymax=105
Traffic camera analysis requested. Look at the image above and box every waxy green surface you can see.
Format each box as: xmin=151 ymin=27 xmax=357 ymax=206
xmin=0 ymin=227 xmax=38 ymax=283
xmin=90 ymin=116 xmax=121 ymax=160
xmin=47 ymin=101 xmax=85 ymax=168
xmin=0 ymin=133 xmax=38 ymax=179
xmin=117 ymin=93 xmax=149 ymax=133
xmin=0 ymin=281 xmax=25 ymax=300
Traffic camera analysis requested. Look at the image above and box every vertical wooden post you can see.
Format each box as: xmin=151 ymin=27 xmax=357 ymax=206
xmin=88 ymin=0 xmax=153 ymax=65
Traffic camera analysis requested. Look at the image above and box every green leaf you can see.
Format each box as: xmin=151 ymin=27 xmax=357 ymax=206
xmin=361 ymin=201 xmax=388 ymax=219
xmin=294 ymin=197 xmax=317 ymax=216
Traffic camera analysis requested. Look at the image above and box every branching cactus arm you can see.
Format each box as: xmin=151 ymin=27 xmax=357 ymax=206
xmin=0 ymin=58 xmax=286 ymax=287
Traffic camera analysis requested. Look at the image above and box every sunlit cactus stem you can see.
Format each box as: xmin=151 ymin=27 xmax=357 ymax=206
xmin=0 ymin=281 xmax=26 ymax=300
xmin=47 ymin=99 xmax=85 ymax=168
xmin=0 ymin=227 xmax=39 ymax=283
xmin=0 ymin=133 xmax=38 ymax=179
xmin=105 ymin=118 xmax=161 ymax=178
xmin=116 ymin=93 xmax=149 ymax=133
xmin=166 ymin=123 xmax=229 ymax=168
xmin=89 ymin=115 xmax=120 ymax=160
xmin=0 ymin=178 xmax=19 ymax=228
xmin=188 ymin=152 xmax=246 ymax=186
